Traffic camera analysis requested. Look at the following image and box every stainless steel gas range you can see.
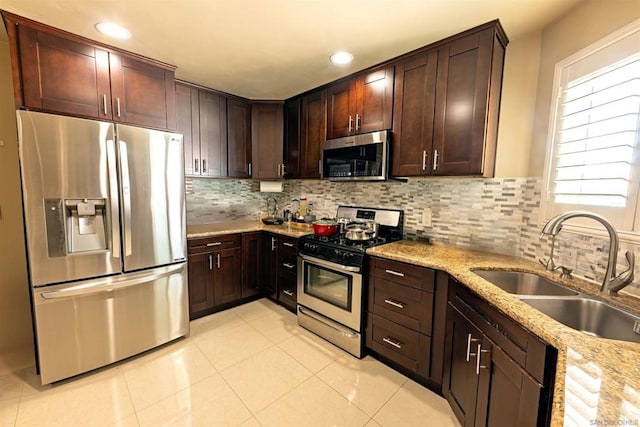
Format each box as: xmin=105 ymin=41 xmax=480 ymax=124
xmin=297 ymin=206 xmax=404 ymax=357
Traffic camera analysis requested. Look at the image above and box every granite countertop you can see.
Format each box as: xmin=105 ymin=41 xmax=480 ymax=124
xmin=366 ymin=240 xmax=640 ymax=426
xmin=187 ymin=220 xmax=314 ymax=239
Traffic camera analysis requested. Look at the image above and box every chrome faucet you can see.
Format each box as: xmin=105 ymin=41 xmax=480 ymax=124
xmin=540 ymin=211 xmax=635 ymax=294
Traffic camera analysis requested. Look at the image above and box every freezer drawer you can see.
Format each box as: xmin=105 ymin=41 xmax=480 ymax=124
xmin=32 ymin=263 xmax=188 ymax=384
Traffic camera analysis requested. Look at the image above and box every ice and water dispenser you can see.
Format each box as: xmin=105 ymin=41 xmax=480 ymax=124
xmin=44 ymin=198 xmax=108 ymax=257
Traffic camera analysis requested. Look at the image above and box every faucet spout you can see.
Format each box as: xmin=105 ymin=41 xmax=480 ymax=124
xmin=540 ymin=211 xmax=635 ymax=294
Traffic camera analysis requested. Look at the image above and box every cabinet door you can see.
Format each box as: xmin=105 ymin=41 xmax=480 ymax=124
xmin=391 ymin=52 xmax=437 ymax=177
xmin=283 ymin=98 xmax=301 ymax=179
xmin=17 ymin=25 xmax=112 ymax=120
xmin=176 ymin=83 xmax=200 ymax=176
xmin=262 ymin=234 xmax=279 ymax=299
xmin=444 ymin=305 xmax=482 ymax=427
xmin=187 ymin=252 xmax=214 ymax=319
xmin=213 ymin=247 xmax=242 ymax=306
xmin=227 ymin=98 xmax=252 ymax=177
xmin=199 ymin=90 xmax=228 ymax=177
xmin=432 ymin=29 xmax=500 ymax=176
xmin=356 ymin=65 xmax=394 ymax=134
xmin=326 ymin=79 xmax=354 ymax=139
xmin=109 ymin=53 xmax=176 ymax=130
xmin=251 ymin=102 xmax=284 ymax=179
xmin=300 ymin=90 xmax=326 ymax=178
xmin=242 ymin=233 xmax=262 ymax=298
xmin=475 ymin=344 xmax=545 ymax=427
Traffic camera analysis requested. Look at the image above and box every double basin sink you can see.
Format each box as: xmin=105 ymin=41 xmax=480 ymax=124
xmin=473 ymin=269 xmax=640 ymax=344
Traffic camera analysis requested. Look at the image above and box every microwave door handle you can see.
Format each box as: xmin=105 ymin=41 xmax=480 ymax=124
xmin=106 ymin=137 xmax=120 ymax=259
xmin=119 ymin=141 xmax=133 ymax=256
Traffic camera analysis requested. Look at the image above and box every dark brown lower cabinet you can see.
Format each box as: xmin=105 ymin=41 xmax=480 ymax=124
xmin=242 ymin=232 xmax=263 ymax=298
xmin=443 ymin=279 xmax=556 ymax=427
xmin=187 ymin=233 xmax=243 ymax=319
xmin=262 ymin=233 xmax=279 ymax=300
xmin=277 ymin=235 xmax=298 ymax=313
xmin=213 ymin=247 xmax=242 ymax=306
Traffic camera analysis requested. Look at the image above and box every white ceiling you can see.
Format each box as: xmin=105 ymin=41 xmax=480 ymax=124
xmin=0 ymin=0 xmax=582 ymax=100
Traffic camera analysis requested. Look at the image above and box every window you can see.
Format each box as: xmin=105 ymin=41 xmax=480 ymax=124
xmin=542 ymin=20 xmax=640 ymax=240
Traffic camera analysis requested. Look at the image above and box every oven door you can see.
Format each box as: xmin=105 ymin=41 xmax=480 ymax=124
xmin=297 ymin=254 xmax=363 ymax=331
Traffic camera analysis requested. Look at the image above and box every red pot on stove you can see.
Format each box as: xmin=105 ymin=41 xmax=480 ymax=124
xmin=312 ymin=220 xmax=339 ymax=236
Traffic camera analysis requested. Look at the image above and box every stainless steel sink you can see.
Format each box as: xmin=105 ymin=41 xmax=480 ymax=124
xmin=520 ymin=297 xmax=640 ymax=344
xmin=472 ymin=270 xmax=579 ymax=296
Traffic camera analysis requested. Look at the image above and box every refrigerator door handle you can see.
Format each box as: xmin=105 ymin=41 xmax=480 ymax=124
xmin=40 ymin=263 xmax=185 ymax=299
xmin=106 ymin=138 xmax=120 ymax=259
xmin=119 ymin=141 xmax=133 ymax=256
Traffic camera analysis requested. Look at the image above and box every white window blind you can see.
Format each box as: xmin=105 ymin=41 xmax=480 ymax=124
xmin=543 ymin=21 xmax=640 ymax=235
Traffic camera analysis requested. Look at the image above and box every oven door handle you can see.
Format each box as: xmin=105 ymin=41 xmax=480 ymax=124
xmin=299 ymin=254 xmax=361 ymax=273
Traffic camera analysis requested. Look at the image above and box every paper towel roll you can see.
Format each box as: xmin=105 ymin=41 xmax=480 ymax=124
xmin=259 ymin=181 xmax=283 ymax=193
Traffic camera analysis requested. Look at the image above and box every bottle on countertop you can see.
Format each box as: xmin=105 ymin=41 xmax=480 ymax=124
xmin=299 ymin=197 xmax=308 ymax=217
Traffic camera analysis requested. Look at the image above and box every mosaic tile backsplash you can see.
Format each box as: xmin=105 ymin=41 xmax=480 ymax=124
xmin=186 ymin=176 xmax=639 ymax=295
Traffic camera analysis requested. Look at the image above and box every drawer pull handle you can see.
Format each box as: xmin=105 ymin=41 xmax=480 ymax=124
xmin=384 ymin=269 xmax=405 ymax=277
xmin=206 ymin=242 xmax=222 ymax=247
xmin=283 ymin=289 xmax=294 ymax=297
xmin=283 ymin=263 xmax=296 ymax=269
xmin=476 ymin=344 xmax=490 ymax=375
xmin=466 ymin=334 xmax=481 ymax=362
xmin=384 ymin=299 xmax=405 ymax=309
xmin=283 ymin=242 xmax=295 ymax=247
xmin=382 ymin=337 xmax=403 ymax=349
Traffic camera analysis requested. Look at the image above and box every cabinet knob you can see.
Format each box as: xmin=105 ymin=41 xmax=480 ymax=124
xmin=348 ymin=115 xmax=353 ymax=133
xmin=216 ymin=253 xmax=221 ymax=268
xmin=433 ymin=149 xmax=440 ymax=171
xmin=283 ymin=289 xmax=294 ymax=297
xmin=422 ymin=150 xmax=428 ymax=171
xmin=355 ymin=114 xmax=360 ymax=131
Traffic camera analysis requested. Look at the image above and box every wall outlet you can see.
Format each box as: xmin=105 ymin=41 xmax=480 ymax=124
xmin=421 ymin=208 xmax=432 ymax=227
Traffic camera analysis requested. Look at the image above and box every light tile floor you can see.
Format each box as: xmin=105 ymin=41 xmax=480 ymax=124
xmin=0 ymin=298 xmax=460 ymax=426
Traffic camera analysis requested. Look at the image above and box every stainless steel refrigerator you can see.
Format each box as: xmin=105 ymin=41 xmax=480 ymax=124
xmin=17 ymin=110 xmax=189 ymax=385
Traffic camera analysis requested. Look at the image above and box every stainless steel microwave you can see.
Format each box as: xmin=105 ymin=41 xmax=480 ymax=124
xmin=321 ymin=130 xmax=389 ymax=181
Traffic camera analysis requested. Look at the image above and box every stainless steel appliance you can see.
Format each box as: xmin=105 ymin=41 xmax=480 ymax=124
xmin=17 ymin=110 xmax=188 ymax=384
xmin=297 ymin=206 xmax=403 ymax=357
xmin=321 ymin=131 xmax=389 ymax=181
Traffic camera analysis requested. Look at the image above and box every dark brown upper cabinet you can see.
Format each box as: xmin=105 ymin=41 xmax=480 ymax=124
xmin=391 ymin=22 xmax=507 ymax=177
xmin=283 ymin=90 xmax=326 ymax=179
xmin=251 ymin=102 xmax=284 ymax=179
xmin=198 ymin=90 xmax=228 ymax=177
xmin=283 ymin=98 xmax=301 ymax=179
xmin=391 ymin=50 xmax=438 ymax=176
xmin=326 ymin=65 xmax=394 ymax=139
xmin=3 ymin=12 xmax=176 ymax=131
xmin=176 ymin=83 xmax=200 ymax=176
xmin=227 ymin=98 xmax=252 ymax=178
xmin=176 ymin=83 xmax=228 ymax=177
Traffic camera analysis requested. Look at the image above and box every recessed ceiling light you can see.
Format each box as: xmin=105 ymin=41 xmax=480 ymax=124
xmin=95 ymin=22 xmax=131 ymax=40
xmin=330 ymin=51 xmax=353 ymax=65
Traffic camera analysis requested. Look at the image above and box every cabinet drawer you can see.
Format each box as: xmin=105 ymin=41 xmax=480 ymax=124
xmin=188 ymin=234 xmax=241 ymax=254
xmin=278 ymin=236 xmax=298 ymax=257
xmin=279 ymin=273 xmax=297 ymax=312
xmin=371 ymin=277 xmax=433 ymax=335
xmin=370 ymin=257 xmax=434 ymax=292
xmin=366 ymin=313 xmax=430 ymax=378
xmin=280 ymin=258 xmax=297 ymax=275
